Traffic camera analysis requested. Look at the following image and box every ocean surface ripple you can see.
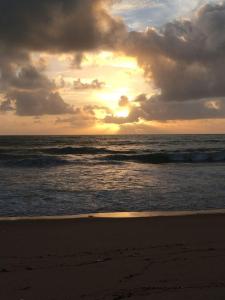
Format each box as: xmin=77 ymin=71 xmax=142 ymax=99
xmin=0 ymin=135 xmax=225 ymax=217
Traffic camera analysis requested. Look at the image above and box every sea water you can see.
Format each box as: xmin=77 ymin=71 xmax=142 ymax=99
xmin=0 ymin=135 xmax=225 ymax=217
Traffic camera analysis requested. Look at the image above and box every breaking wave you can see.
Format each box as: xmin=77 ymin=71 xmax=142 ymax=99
xmin=104 ymin=151 xmax=225 ymax=164
xmin=42 ymin=146 xmax=124 ymax=155
xmin=0 ymin=146 xmax=225 ymax=168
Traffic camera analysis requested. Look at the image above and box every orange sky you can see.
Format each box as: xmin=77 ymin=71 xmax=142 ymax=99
xmin=0 ymin=0 xmax=224 ymax=134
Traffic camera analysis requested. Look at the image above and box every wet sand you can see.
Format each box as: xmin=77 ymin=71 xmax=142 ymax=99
xmin=1 ymin=213 xmax=225 ymax=299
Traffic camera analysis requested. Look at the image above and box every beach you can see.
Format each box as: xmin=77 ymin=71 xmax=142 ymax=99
xmin=1 ymin=213 xmax=225 ymax=299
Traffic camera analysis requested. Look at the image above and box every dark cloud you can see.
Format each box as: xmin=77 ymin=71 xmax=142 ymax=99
xmin=125 ymin=2 xmax=225 ymax=103
xmin=0 ymin=0 xmax=126 ymax=53
xmin=5 ymin=90 xmax=74 ymax=116
xmin=0 ymin=64 xmax=74 ymax=116
xmin=118 ymin=95 xmax=129 ymax=107
xmin=0 ymin=0 xmax=126 ymax=118
xmin=0 ymin=47 xmax=29 ymax=91
xmin=71 ymin=52 xmax=85 ymax=69
xmin=2 ymin=0 xmax=225 ymax=124
xmin=0 ymin=98 xmax=14 ymax=112
xmin=137 ymin=95 xmax=225 ymax=121
xmin=11 ymin=66 xmax=54 ymax=91
xmin=102 ymin=2 xmax=225 ymax=124
xmin=74 ymin=78 xmax=105 ymax=90
xmin=105 ymin=94 xmax=225 ymax=124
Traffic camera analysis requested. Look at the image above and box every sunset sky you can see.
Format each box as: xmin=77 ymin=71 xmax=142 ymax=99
xmin=1 ymin=0 xmax=225 ymax=134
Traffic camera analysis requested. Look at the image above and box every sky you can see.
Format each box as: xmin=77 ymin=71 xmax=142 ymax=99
xmin=0 ymin=0 xmax=225 ymax=134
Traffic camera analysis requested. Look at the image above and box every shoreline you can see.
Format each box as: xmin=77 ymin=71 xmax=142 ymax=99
xmin=0 ymin=208 xmax=225 ymax=222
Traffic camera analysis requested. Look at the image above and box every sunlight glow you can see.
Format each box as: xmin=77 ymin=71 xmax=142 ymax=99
xmin=97 ymin=87 xmax=131 ymax=108
xmin=115 ymin=109 xmax=130 ymax=118
xmin=84 ymin=51 xmax=140 ymax=70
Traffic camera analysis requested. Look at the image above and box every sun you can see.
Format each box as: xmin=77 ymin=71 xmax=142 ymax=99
xmin=114 ymin=108 xmax=130 ymax=118
xmin=98 ymin=88 xmax=130 ymax=104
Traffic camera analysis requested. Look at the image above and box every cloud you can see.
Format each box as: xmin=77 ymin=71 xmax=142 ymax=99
xmin=71 ymin=52 xmax=85 ymax=69
xmin=102 ymin=2 xmax=225 ymax=124
xmin=0 ymin=0 xmax=126 ymax=53
xmin=133 ymin=95 xmax=225 ymax=121
xmin=1 ymin=0 xmax=225 ymax=126
xmin=0 ymin=98 xmax=14 ymax=112
xmin=0 ymin=47 xmax=29 ymax=91
xmin=118 ymin=95 xmax=129 ymax=106
xmin=125 ymin=2 xmax=225 ymax=102
xmin=118 ymin=122 xmax=162 ymax=134
xmin=104 ymin=109 xmax=138 ymax=124
xmin=10 ymin=65 xmax=54 ymax=91
xmin=0 ymin=0 xmax=127 ymax=118
xmin=6 ymin=91 xmax=74 ymax=116
xmin=56 ymin=105 xmax=109 ymax=128
xmin=73 ymin=78 xmax=105 ymax=90
xmin=0 ymin=64 xmax=74 ymax=116
xmin=104 ymin=94 xmax=225 ymax=124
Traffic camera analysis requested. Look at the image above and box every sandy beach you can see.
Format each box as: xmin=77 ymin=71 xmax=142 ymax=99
xmin=1 ymin=213 xmax=225 ymax=300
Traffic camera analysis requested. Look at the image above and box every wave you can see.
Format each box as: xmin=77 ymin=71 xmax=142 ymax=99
xmin=42 ymin=146 xmax=135 ymax=155
xmin=43 ymin=146 xmax=113 ymax=155
xmin=1 ymin=149 xmax=225 ymax=168
xmin=0 ymin=154 xmax=70 ymax=168
xmin=104 ymin=151 xmax=225 ymax=164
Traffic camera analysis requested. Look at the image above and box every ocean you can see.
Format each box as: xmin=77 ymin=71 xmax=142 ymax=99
xmin=0 ymin=134 xmax=225 ymax=217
